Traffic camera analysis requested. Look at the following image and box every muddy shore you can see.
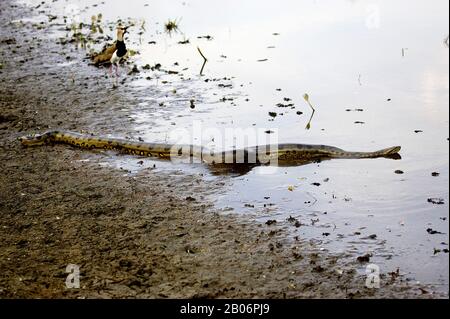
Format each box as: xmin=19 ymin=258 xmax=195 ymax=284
xmin=0 ymin=0 xmax=445 ymax=298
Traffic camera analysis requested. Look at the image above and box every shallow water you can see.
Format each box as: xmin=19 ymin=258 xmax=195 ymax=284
xmin=22 ymin=0 xmax=449 ymax=290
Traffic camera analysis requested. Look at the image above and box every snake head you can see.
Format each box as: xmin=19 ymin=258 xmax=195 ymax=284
xmin=18 ymin=133 xmax=48 ymax=147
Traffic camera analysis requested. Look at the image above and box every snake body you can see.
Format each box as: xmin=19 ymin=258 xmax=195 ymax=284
xmin=19 ymin=131 xmax=401 ymax=165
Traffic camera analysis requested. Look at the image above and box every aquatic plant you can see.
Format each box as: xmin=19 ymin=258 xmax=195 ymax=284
xmin=90 ymin=14 xmax=104 ymax=34
xmin=164 ymin=18 xmax=181 ymax=35
xmin=303 ymin=94 xmax=316 ymax=130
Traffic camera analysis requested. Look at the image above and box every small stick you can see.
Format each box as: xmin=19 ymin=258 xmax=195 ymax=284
xmin=197 ymin=46 xmax=208 ymax=76
xmin=197 ymin=46 xmax=207 ymax=61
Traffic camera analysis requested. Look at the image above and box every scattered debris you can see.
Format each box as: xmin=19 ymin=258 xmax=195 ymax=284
xmin=142 ymin=63 xmax=163 ymax=73
xmin=185 ymin=245 xmax=197 ymax=254
xmin=357 ymin=254 xmax=372 ymax=263
xmin=128 ymin=65 xmax=140 ymax=75
xmin=287 ymin=216 xmax=303 ymax=228
xmin=362 ymin=234 xmax=377 ymax=240
xmin=1 ymin=38 xmax=16 ymax=45
xmin=276 ymin=103 xmax=294 ymax=108
xmin=313 ymin=265 xmax=325 ymax=273
xmin=266 ymin=220 xmax=277 ymax=226
xmin=388 ymin=268 xmax=401 ymax=281
xmin=197 ymin=47 xmax=208 ymax=76
xmin=427 ymin=228 xmax=445 ymax=235
xmin=431 ymin=172 xmax=440 ymax=177
xmin=197 ymin=35 xmax=213 ymax=40
xmin=428 ymin=198 xmax=445 ymax=205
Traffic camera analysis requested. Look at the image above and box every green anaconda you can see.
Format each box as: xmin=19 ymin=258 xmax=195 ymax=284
xmin=19 ymin=131 xmax=401 ymax=165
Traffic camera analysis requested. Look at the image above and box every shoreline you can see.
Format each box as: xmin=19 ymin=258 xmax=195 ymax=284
xmin=0 ymin=0 xmax=446 ymax=298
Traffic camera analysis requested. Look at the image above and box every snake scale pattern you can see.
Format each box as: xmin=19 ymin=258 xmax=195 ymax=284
xmin=19 ymin=131 xmax=401 ymax=165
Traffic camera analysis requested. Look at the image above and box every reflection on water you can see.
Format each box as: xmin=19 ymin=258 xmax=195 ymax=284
xmin=25 ymin=0 xmax=449 ymax=291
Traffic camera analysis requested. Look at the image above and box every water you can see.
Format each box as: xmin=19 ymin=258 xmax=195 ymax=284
xmin=22 ymin=0 xmax=449 ymax=291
